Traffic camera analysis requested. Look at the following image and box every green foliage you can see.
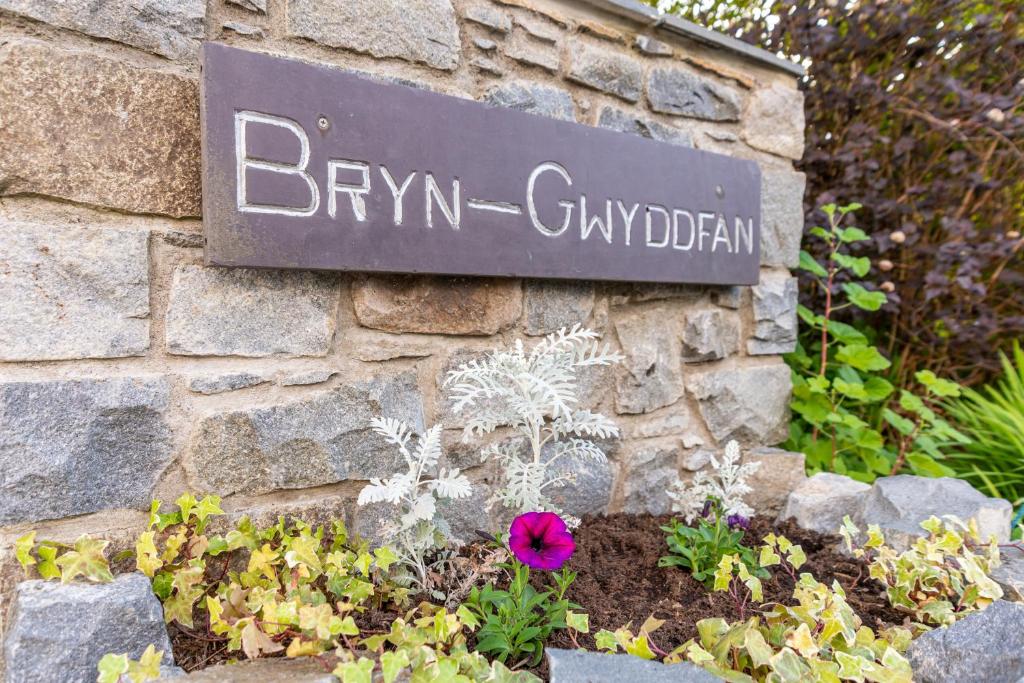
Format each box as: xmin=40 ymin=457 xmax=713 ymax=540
xmin=786 ymin=202 xmax=969 ymax=482
xmin=461 ymin=558 xmax=579 ymax=667
xmin=678 ymin=574 xmax=913 ymax=683
xmin=658 ymin=501 xmax=765 ymax=586
xmin=16 ymin=531 xmax=113 ymax=584
xmin=840 ymin=515 xmax=1003 ymax=629
xmin=594 ymin=615 xmax=666 ymax=660
xmin=96 ymin=645 xmax=164 ymax=683
xmin=944 ymin=342 xmax=1024 ymax=508
xmin=335 ymin=603 xmax=539 ymax=683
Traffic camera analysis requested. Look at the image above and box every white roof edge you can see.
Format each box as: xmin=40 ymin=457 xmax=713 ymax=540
xmin=581 ymin=0 xmax=805 ymax=78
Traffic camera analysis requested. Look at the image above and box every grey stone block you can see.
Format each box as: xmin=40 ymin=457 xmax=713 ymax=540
xmin=160 ymin=657 xmax=335 ymax=682
xmin=635 ymin=34 xmax=672 ymax=56
xmin=992 ymin=551 xmax=1024 ymax=602
xmin=743 ymin=447 xmax=806 ymax=516
xmin=484 ymin=80 xmax=576 ymax=121
xmin=648 ymin=66 xmax=740 ymax=121
xmin=464 ymin=4 xmax=511 ymax=32
xmin=597 ymin=106 xmax=694 ymax=147
xmin=165 ymin=265 xmax=338 ymax=358
xmin=0 ymin=0 xmax=204 ymax=60
xmin=0 ymin=376 xmax=172 ymax=525
xmin=567 ymin=40 xmax=643 ymax=102
xmin=547 ymin=649 xmax=723 ymax=682
xmin=3 ymin=573 xmax=174 ymax=683
xmin=682 ymin=308 xmax=740 ymax=362
xmin=688 ymin=363 xmax=791 ymax=443
xmin=761 ymin=168 xmax=807 ymax=269
xmin=279 ymin=369 xmax=337 ymax=387
xmin=227 ymin=0 xmax=266 ymax=12
xmin=286 ymin=0 xmax=460 ymax=70
xmin=546 ymin=445 xmax=615 ymax=519
xmin=854 ymin=475 xmax=1012 ymax=550
xmin=779 ymin=472 xmax=870 ymax=535
xmin=187 ymin=372 xmax=267 ymax=395
xmin=0 ymin=224 xmax=149 ymax=361
xmin=503 ymin=32 xmax=560 ymax=73
xmin=186 ymin=372 xmax=424 ymax=496
xmin=524 ymin=281 xmax=595 ymax=335
xmin=744 ymin=82 xmax=805 ymax=160
xmin=907 ymin=600 xmax=1024 ymax=683
xmin=622 ymin=446 xmax=679 ymax=514
xmin=614 ymin=306 xmax=684 ymax=414
xmin=747 ymin=270 xmax=798 ymax=355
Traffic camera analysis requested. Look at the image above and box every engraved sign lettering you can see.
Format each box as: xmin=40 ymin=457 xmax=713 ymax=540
xmin=201 ymin=44 xmax=762 ymax=285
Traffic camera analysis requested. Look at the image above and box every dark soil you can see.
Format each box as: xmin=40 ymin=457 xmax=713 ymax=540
xmin=168 ymin=513 xmax=905 ymax=676
xmin=541 ymin=513 xmax=906 ymax=653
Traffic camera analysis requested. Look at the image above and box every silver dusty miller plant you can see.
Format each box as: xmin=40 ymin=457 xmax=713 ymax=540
xmin=357 ymin=417 xmax=472 ymax=593
xmin=668 ymin=440 xmax=761 ymax=523
xmin=444 ymin=325 xmax=624 ymax=524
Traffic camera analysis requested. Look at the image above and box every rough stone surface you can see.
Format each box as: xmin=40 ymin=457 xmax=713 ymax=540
xmin=681 ymin=448 xmax=713 ymax=471
xmin=681 ymin=308 xmax=740 ymax=362
xmin=186 ymin=372 xmax=424 ymax=496
xmin=0 ymin=0 xmax=204 ymax=60
xmin=351 ymin=275 xmax=521 ymax=335
xmin=597 ymin=107 xmax=694 ymax=147
xmin=622 ymin=446 xmax=679 ymax=514
xmin=648 ymin=66 xmax=741 ymax=121
xmin=546 ymin=648 xmax=722 ymax=682
xmin=166 ymin=266 xmax=338 ymax=357
xmin=516 ymin=15 xmax=560 ymax=44
xmin=992 ymin=553 xmax=1024 ymax=602
xmin=187 ymin=372 xmax=267 ymax=395
xmin=906 ymin=600 xmax=1024 ymax=683
xmin=854 ymin=476 xmax=1012 ymax=550
xmin=744 ymin=82 xmax=805 ymax=160
xmin=227 ymin=0 xmax=267 ymax=12
xmin=503 ymin=32 xmax=560 ymax=73
xmin=280 ymin=369 xmax=337 ymax=387
xmin=747 ymin=271 xmax=798 ymax=355
xmin=635 ymin=34 xmax=672 ymax=56
xmin=709 ymin=285 xmax=743 ymax=310
xmin=161 ymin=657 xmax=334 ymax=682
xmin=545 ymin=446 xmax=615 ymax=519
xmin=464 ymin=4 xmax=511 ymax=32
xmin=473 ymin=37 xmax=497 ymax=51
xmin=620 ymin=408 xmax=690 ymax=440
xmin=286 ymin=0 xmax=460 ymax=71
xmin=3 ymin=573 xmax=174 ymax=683
xmin=743 ymin=447 xmax=806 ymax=516
xmin=0 ymin=376 xmax=172 ymax=525
xmin=688 ymin=363 xmax=792 ymax=443
xmin=779 ymin=472 xmax=870 ymax=535
xmin=0 ymin=224 xmax=149 ymax=361
xmin=485 ymin=80 xmax=576 ymax=121
xmin=614 ymin=306 xmax=684 ymax=414
xmin=567 ymin=40 xmax=643 ymax=102
xmin=222 ymin=21 xmax=264 ymax=37
xmin=524 ymin=281 xmax=595 ymax=335
xmin=0 ymin=41 xmax=200 ymax=217
xmin=761 ymin=168 xmax=807 ymax=268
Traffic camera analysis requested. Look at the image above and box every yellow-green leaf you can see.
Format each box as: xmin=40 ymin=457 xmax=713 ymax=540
xmin=55 ymin=536 xmax=113 ymax=584
xmin=380 ymin=650 xmax=411 ymax=683
xmin=96 ymin=653 xmax=129 ymax=683
xmin=14 ymin=532 xmax=36 ymax=575
xmin=566 ymin=610 xmax=590 ymax=634
xmin=135 ymin=532 xmax=162 ymax=578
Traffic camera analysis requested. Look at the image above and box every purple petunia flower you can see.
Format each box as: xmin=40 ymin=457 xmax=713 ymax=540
xmin=726 ymin=513 xmax=750 ymax=530
xmin=701 ymin=499 xmax=714 ymax=519
xmin=508 ymin=512 xmax=575 ymax=571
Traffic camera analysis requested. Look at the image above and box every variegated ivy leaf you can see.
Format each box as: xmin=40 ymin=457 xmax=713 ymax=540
xmin=14 ymin=531 xmax=36 ymax=574
xmin=333 ymin=657 xmax=376 ymax=683
xmin=284 ymin=534 xmax=323 ymax=572
xmin=594 ymin=629 xmax=619 ymax=652
xmin=565 ymin=610 xmax=589 ymax=634
xmin=55 ymin=536 xmax=113 ymax=584
xmin=96 ymin=653 xmax=130 ymax=683
xmin=380 ymin=650 xmax=411 ymax=683
xmin=240 ymin=620 xmax=283 ymax=659
xmin=135 ymin=531 xmax=162 ymax=578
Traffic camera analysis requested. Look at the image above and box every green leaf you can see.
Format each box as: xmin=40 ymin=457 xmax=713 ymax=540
xmin=594 ymin=629 xmax=619 ymax=652
xmin=15 ymin=531 xmax=36 ymax=575
xmin=836 ymin=344 xmax=892 ymax=371
xmin=834 ymin=378 xmax=868 ymax=400
xmin=373 ymin=545 xmax=398 ymax=572
xmin=55 ymin=536 xmax=113 ymax=583
xmin=333 ymin=657 xmax=375 ymax=683
xmin=883 ymin=409 xmax=915 ymax=436
xmin=915 ymin=370 xmax=961 ymax=398
xmin=96 ymin=653 xmax=129 ymax=683
xmin=842 ymin=283 xmax=887 ymax=311
xmin=834 ymin=252 xmax=871 ymax=276
xmin=799 ymin=250 xmax=828 ymax=277
xmin=36 ymin=545 xmax=60 ymax=580
xmin=826 ymin=320 xmax=869 ymax=345
xmin=151 ymin=571 xmax=174 ymax=601
xmin=566 ymin=610 xmax=590 ymax=634
xmin=380 ymin=651 xmax=410 ymax=683
xmin=797 ymin=304 xmax=825 ymax=327
xmin=837 ymin=226 xmax=869 ymax=243
xmin=863 ymin=376 xmax=895 ymax=401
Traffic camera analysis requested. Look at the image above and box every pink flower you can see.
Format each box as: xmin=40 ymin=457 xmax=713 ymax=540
xmin=508 ymin=512 xmax=575 ymax=571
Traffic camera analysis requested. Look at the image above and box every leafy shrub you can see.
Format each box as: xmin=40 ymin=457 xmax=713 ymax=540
xmin=651 ymin=0 xmax=1024 ymax=386
xmin=658 ymin=500 xmax=764 ymax=586
xmin=667 ymin=440 xmax=760 ymax=523
xmin=462 ymin=558 xmax=578 ymax=667
xmin=944 ymin=341 xmax=1024 ymax=507
xmin=444 ymin=325 xmax=622 ymax=521
xmin=840 ymin=515 xmax=1003 ymax=629
xmin=786 ymin=202 xmax=969 ymax=481
xmin=356 ymin=417 xmax=473 ymax=594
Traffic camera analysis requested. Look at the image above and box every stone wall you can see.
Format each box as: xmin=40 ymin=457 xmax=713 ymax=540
xmin=0 ymin=0 xmax=805 ymax=658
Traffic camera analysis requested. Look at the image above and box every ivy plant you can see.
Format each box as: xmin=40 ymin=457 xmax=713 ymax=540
xmin=658 ymin=499 xmax=765 ymax=587
xmin=786 ymin=202 xmax=969 ymax=482
xmin=96 ymin=645 xmax=164 ymax=683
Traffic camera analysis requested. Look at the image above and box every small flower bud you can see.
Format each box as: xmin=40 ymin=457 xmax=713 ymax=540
xmin=890 ymin=230 xmax=907 ymax=244
xmin=881 ymin=281 xmax=896 ymax=293
xmin=1008 ymin=231 xmax=1021 ymax=240
xmin=986 ymin=107 xmax=1006 ymax=124
xmin=878 ymin=259 xmax=894 ymax=272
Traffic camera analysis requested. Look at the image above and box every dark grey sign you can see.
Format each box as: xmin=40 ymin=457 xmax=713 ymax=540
xmin=200 ymin=44 xmax=762 ymax=285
